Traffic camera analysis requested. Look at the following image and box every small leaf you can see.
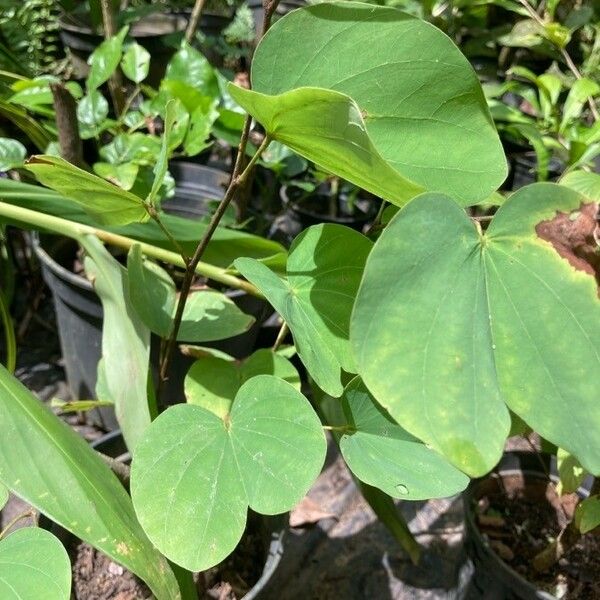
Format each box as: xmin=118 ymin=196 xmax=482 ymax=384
xmin=121 ymin=42 xmax=150 ymax=84
xmin=127 ymin=245 xmax=255 ymax=342
xmin=147 ymin=100 xmax=176 ymax=207
xmin=131 ymin=375 xmax=326 ymax=571
xmin=338 ymin=378 xmax=469 ymax=500
xmin=77 ymin=91 xmax=109 ymax=129
xmin=560 ymin=170 xmax=600 ymax=200
xmin=236 ymin=224 xmax=372 ymax=397
xmin=576 ymin=496 xmax=600 ymax=533
xmin=0 ymin=528 xmax=71 ymax=599
xmin=557 ymin=448 xmax=586 ymax=495
xmin=165 ymin=43 xmax=219 ymax=98
xmin=0 ymin=138 xmax=26 ymax=172
xmin=561 ymin=78 xmax=600 ymax=132
xmin=24 ymin=155 xmax=148 ymax=226
xmin=185 ymin=349 xmax=301 ymax=418
xmin=87 ymin=27 xmax=128 ymax=91
xmin=184 ymin=101 xmax=219 ymax=157
xmin=50 ymin=398 xmax=114 ymax=413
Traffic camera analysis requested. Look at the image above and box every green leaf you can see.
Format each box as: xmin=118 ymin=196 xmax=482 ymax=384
xmin=0 ymin=364 xmax=180 ymax=599
xmin=77 ymin=91 xmax=109 ymax=131
xmin=87 ymin=27 xmax=128 ymax=91
xmin=184 ymin=101 xmax=219 ymax=157
xmin=0 ymin=138 xmax=26 ymax=172
xmin=93 ymin=161 xmax=139 ymax=190
xmin=147 ymin=100 xmax=176 ymax=207
xmin=127 ymin=244 xmax=255 ymax=342
xmin=0 ymin=528 xmax=71 ymax=599
xmin=236 ymin=224 xmax=372 ymax=397
xmin=185 ymin=349 xmax=301 ymax=418
xmin=236 ymin=1 xmax=506 ymax=206
xmin=100 ymin=133 xmax=162 ymax=165
xmin=339 ymin=378 xmax=469 ymax=500
xmin=576 ymin=496 xmax=600 ymax=533
xmin=82 ymin=236 xmax=152 ymax=451
xmin=352 ymin=184 xmax=600 ymax=476
xmin=560 ymin=170 xmax=600 ymax=200
xmin=131 ymin=375 xmax=326 ymax=571
xmin=0 ymin=482 xmax=7 ymax=510
xmin=165 ymin=43 xmax=219 ymax=98
xmin=561 ymin=78 xmax=600 ymax=132
xmin=557 ymin=448 xmax=586 ymax=495
xmin=121 ymin=42 xmax=150 ymax=84
xmin=229 ymin=86 xmax=424 ymax=207
xmin=24 ymin=155 xmax=149 ymax=226
xmin=50 ymin=398 xmax=114 ymax=413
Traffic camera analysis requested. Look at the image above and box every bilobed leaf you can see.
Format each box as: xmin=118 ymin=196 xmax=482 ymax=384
xmin=0 ymin=364 xmax=180 ymax=599
xmin=121 ymin=42 xmax=150 ymax=83
xmin=339 ymin=378 xmax=469 ymax=500
xmin=0 ymin=138 xmax=26 ymax=172
xmin=82 ymin=236 xmax=152 ymax=451
xmin=185 ymin=349 xmax=301 ymax=418
xmin=87 ymin=27 xmax=128 ymax=91
xmin=127 ymin=245 xmax=255 ymax=342
xmin=24 ymin=155 xmax=149 ymax=226
xmin=352 ymin=184 xmax=600 ymax=476
xmin=229 ymin=86 xmax=424 ymax=206
xmin=0 ymin=528 xmax=71 ymax=600
xmin=131 ymin=375 xmax=326 ymax=571
xmin=233 ymin=1 xmax=506 ymax=206
xmin=236 ymin=224 xmax=372 ymax=397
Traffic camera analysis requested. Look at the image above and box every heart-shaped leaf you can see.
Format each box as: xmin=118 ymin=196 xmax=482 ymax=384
xmin=231 ymin=2 xmax=506 ymax=206
xmin=127 ymin=244 xmax=254 ymax=341
xmin=185 ymin=349 xmax=301 ymax=418
xmin=235 ymin=224 xmax=372 ymax=397
xmin=24 ymin=155 xmax=148 ymax=226
xmin=339 ymin=378 xmax=469 ymax=500
xmin=131 ymin=375 xmax=326 ymax=571
xmin=352 ymin=184 xmax=600 ymax=477
xmin=0 ymin=364 xmax=179 ymax=599
xmin=0 ymin=528 xmax=71 ymax=599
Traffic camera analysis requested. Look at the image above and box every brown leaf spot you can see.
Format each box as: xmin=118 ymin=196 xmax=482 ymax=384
xmin=535 ymin=202 xmax=600 ymax=293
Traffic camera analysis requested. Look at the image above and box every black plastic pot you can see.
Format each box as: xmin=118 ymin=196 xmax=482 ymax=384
xmin=510 ymin=152 xmax=564 ymax=191
xmin=59 ymin=12 xmax=187 ymax=86
xmin=280 ymin=184 xmax=378 ymax=232
xmin=463 ymin=452 xmax=594 ymax=600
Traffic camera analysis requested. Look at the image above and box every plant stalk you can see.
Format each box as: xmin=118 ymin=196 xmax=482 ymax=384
xmin=50 ymin=83 xmax=85 ymax=169
xmin=0 ymin=201 xmax=260 ymax=296
xmin=0 ymin=288 xmax=16 ymax=374
xmin=99 ymin=0 xmax=126 ymax=117
xmin=185 ymin=0 xmax=207 ymax=44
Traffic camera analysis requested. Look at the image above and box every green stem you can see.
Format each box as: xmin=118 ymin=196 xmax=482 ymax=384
xmin=169 ymin=562 xmax=199 ymax=600
xmin=0 ymin=202 xmax=261 ymax=297
xmin=0 ymin=288 xmax=16 ymax=374
xmin=0 ymin=510 xmax=36 ymax=540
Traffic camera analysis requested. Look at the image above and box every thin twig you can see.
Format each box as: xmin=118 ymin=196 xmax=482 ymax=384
xmin=272 ymin=321 xmax=288 ymax=352
xmin=145 ymin=205 xmax=190 ymax=266
xmin=185 ymin=0 xmax=208 ymax=44
xmin=99 ymin=0 xmax=126 ymax=117
xmin=0 ymin=510 xmax=36 ymax=540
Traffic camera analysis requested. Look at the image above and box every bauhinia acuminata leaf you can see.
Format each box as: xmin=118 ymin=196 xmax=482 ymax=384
xmin=131 ymin=375 xmax=326 ymax=571
xmin=230 ymin=1 xmax=506 ymax=207
xmin=0 ymin=528 xmax=71 ymax=600
xmin=352 ymin=183 xmax=600 ymax=477
xmin=236 ymin=224 xmax=372 ymax=397
xmin=0 ymin=364 xmax=180 ymax=599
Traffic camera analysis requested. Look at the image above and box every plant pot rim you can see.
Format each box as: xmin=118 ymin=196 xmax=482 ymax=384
xmin=464 ymin=450 xmax=593 ymax=600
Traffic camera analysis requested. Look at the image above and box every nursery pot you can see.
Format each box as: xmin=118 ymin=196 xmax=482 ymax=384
xmin=280 ymin=184 xmax=378 ymax=232
xmin=43 ymin=430 xmax=286 ymax=599
xmin=59 ymin=12 xmax=187 ymax=86
xmin=463 ymin=451 xmax=594 ymax=600
xmin=509 ymin=152 xmax=564 ymax=191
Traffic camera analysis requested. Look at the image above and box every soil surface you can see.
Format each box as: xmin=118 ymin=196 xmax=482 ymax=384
xmin=475 ymin=481 xmax=600 ymax=598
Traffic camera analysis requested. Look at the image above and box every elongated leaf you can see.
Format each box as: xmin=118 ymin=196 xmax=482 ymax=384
xmin=561 ymin=78 xmax=600 ymax=132
xmin=82 ymin=236 xmax=152 ymax=451
xmin=121 ymin=42 xmax=150 ymax=84
xmin=339 ymin=378 xmax=468 ymax=500
xmin=147 ymin=100 xmax=176 ymax=207
xmin=236 ymin=224 xmax=372 ymax=397
xmin=185 ymin=349 xmax=300 ymax=418
xmin=24 ymin=155 xmax=149 ymax=226
xmin=131 ymin=375 xmax=326 ymax=571
xmin=0 ymin=528 xmax=71 ymax=599
xmin=87 ymin=27 xmax=128 ymax=91
xmin=0 ymin=138 xmax=26 ymax=172
xmin=0 ymin=365 xmax=180 ymax=599
xmin=352 ymin=184 xmax=600 ymax=476
xmin=233 ymin=1 xmax=506 ymax=206
xmin=229 ymin=86 xmax=424 ymax=206
xmin=127 ymin=245 xmax=254 ymax=341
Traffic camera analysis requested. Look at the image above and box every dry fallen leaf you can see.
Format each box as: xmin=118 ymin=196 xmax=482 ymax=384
xmin=289 ymin=496 xmax=337 ymax=528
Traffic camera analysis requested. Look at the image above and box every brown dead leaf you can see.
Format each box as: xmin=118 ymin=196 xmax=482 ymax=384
xmin=289 ymin=496 xmax=337 ymax=528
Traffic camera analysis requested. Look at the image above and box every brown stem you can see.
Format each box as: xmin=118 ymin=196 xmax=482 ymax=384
xmin=261 ymin=0 xmax=282 ymax=36
xmin=98 ymin=452 xmax=130 ymax=488
xmin=185 ymin=0 xmax=207 ymax=44
xmin=272 ymin=321 xmax=288 ymax=352
xmin=99 ymin=0 xmax=126 ymax=117
xmin=50 ymin=83 xmax=85 ymax=169
xmin=157 ymin=127 xmax=269 ymax=392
